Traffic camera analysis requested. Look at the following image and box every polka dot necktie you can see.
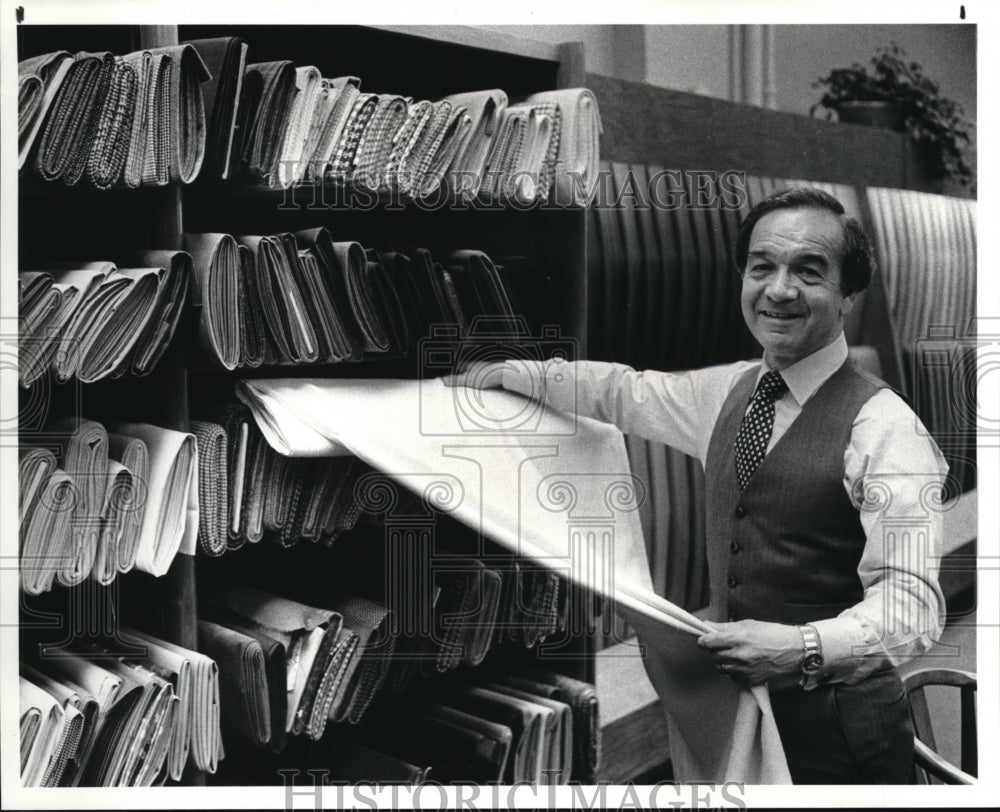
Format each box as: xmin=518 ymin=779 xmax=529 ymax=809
xmin=734 ymin=371 xmax=788 ymax=490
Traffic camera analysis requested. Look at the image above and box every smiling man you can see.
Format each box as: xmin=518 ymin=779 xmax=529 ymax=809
xmin=448 ymin=187 xmax=947 ymax=783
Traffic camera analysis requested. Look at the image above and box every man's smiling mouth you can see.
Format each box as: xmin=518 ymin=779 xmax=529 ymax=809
xmin=760 ymin=310 xmax=802 ymax=320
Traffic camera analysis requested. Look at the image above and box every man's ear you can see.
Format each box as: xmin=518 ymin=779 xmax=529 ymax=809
xmin=840 ymin=291 xmax=859 ymax=318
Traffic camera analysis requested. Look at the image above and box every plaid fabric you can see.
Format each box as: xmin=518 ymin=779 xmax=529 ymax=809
xmin=406 ymin=100 xmax=453 ymax=196
xmin=353 ymin=94 xmax=409 ymax=190
xmin=190 ymin=420 xmax=228 ymax=557
xmin=529 ymin=101 xmax=561 ymax=201
xmin=307 ymin=77 xmax=361 ymax=181
xmin=384 ymin=99 xmax=432 ymax=192
xmin=36 ymin=51 xmax=115 ymax=184
xmin=87 ymin=57 xmax=138 ymax=189
xmin=329 ymin=93 xmax=377 ymax=179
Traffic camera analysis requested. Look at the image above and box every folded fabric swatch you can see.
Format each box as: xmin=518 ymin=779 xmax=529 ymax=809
xmin=121 ymin=49 xmax=170 ymax=187
xmin=109 ymin=422 xmax=198 ymax=576
xmin=19 ymin=271 xmax=59 ymax=332
xmin=21 ymin=664 xmax=97 ymax=788
xmin=242 ymin=61 xmax=297 ymax=186
xmin=18 ymin=50 xmax=73 ymax=169
xmin=523 ymin=89 xmax=602 ymax=206
xmin=326 ymin=594 xmax=395 ymax=724
xmin=379 ymin=250 xmax=430 ymax=344
xmin=126 ymin=627 xmax=222 ymax=776
xmin=484 ymin=681 xmax=572 ymax=785
xmin=92 ymin=461 xmax=136 ymax=585
xmin=191 ymin=420 xmax=229 ymax=557
xmin=198 ymin=620 xmax=271 ymax=748
xmin=383 ymin=99 xmax=433 ymax=194
xmin=521 ymin=669 xmax=600 ymax=783
xmin=352 ymin=93 xmax=409 ymax=191
xmin=20 ymin=676 xmax=66 ymax=787
xmin=200 ymin=606 xmax=289 ymax=753
xmin=443 ymin=248 xmax=516 ymax=326
xmin=19 ymin=72 xmax=45 ymax=144
xmin=86 ymin=56 xmax=139 ymax=190
xmin=19 ymin=467 xmax=76 ymax=595
xmin=114 ymin=250 xmax=191 ymax=376
xmin=450 ymin=685 xmax=546 ymax=784
xmin=277 ymin=65 xmax=324 ymax=188
xmin=329 ymin=93 xmax=378 ymax=179
xmin=83 ymin=656 xmax=177 ymax=786
xmin=279 ymin=232 xmax=343 ymax=363
xmin=365 ymin=250 xmax=411 ymax=357
xmin=491 ymin=105 xmax=555 ymax=204
xmin=416 ymin=102 xmax=471 ymax=198
xmin=47 ymin=267 xmax=130 ymax=383
xmin=18 ymin=277 xmax=80 ymax=388
xmin=75 ymin=268 xmax=161 ymax=383
xmin=302 ymin=76 xmax=361 ymax=182
xmin=19 ymin=446 xmax=58 ymax=529
xmin=47 ymin=417 xmax=108 ymax=588
xmin=183 ymin=37 xmax=248 ymax=179
xmin=145 ymin=44 xmax=210 ymax=183
xmin=480 ymin=105 xmax=528 ymax=203
xmin=184 ymin=233 xmax=241 ymax=370
xmin=236 ymin=243 xmax=269 ymax=368
xmin=237 ymin=234 xmax=318 ymax=365
xmin=413 ymin=705 xmax=513 ymax=783
xmin=441 ymin=89 xmax=508 ymax=198
xmin=294 ymin=227 xmax=366 ymax=361
xmin=525 ymin=100 xmax=561 ymax=202
xmin=228 ymin=63 xmax=263 ymax=179
xmin=203 ymin=585 xmax=349 ymax=741
xmin=34 ymin=51 xmax=115 ymax=185
xmin=106 ymin=433 xmax=149 ymax=575
xmin=196 ymin=402 xmax=253 ymax=547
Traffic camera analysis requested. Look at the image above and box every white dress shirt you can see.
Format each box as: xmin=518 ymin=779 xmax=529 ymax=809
xmin=498 ymin=333 xmax=947 ymax=685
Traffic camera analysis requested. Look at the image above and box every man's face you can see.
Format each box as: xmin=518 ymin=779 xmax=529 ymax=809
xmin=740 ymin=207 xmax=856 ymax=370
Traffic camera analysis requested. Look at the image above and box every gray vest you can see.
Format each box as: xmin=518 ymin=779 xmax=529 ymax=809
xmin=703 ymin=361 xmax=886 ymax=624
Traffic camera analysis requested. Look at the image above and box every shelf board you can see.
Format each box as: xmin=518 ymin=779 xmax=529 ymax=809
xmin=368 ymin=25 xmax=562 ymax=64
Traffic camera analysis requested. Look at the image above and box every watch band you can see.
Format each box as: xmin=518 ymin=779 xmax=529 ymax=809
xmin=798 ymin=623 xmax=824 ymax=689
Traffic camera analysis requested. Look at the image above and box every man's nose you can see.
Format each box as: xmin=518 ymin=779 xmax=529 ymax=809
xmin=765 ymin=267 xmax=798 ymax=300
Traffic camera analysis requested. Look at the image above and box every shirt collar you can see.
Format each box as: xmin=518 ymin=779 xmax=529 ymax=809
xmin=758 ymin=333 xmax=848 ymax=407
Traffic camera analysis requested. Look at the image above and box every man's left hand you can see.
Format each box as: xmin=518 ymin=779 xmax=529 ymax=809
xmin=697 ymin=620 xmax=803 ymax=687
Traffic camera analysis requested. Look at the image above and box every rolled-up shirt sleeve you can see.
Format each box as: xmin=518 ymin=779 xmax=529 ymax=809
xmin=811 ymin=389 xmax=948 ymax=685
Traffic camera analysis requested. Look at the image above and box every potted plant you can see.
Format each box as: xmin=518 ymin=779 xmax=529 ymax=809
xmin=811 ymin=44 xmax=973 ymax=187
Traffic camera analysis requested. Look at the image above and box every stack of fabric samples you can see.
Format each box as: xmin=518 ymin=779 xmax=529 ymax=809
xmin=328 ymin=668 xmax=598 ymax=785
xmin=22 ymin=45 xmax=210 ymax=188
xmin=199 ymin=584 xmax=395 ymax=749
xmin=21 ymin=632 xmax=222 ymax=786
xmin=18 ymin=253 xmax=189 ymax=387
xmin=183 ymin=227 xmax=557 ymax=368
xmin=19 ymin=418 xmax=198 ymax=593
xmin=201 ymin=42 xmax=600 ymax=204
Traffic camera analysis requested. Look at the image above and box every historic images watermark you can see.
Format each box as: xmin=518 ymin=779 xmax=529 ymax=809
xmin=280 ymin=769 xmax=748 ymax=810
xmin=275 ymin=164 xmax=749 ymax=213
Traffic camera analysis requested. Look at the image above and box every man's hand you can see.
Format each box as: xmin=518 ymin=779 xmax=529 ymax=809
xmin=441 ymin=361 xmax=508 ymax=389
xmin=697 ymin=620 xmax=803 ymax=688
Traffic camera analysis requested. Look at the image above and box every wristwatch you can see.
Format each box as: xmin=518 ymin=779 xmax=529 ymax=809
xmin=797 ymin=623 xmax=824 ymax=689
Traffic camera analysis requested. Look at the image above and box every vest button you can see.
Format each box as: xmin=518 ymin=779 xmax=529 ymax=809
xmin=727 ymin=575 xmax=738 ymax=588
xmin=730 ymin=541 xmax=740 ymax=553
xmin=734 ymin=505 xmax=746 ymax=519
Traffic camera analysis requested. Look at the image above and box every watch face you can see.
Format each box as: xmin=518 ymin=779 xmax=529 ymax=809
xmin=803 ymin=653 xmax=823 ymax=673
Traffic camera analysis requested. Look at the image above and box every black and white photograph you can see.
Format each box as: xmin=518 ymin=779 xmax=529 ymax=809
xmin=2 ymin=0 xmax=995 ymax=808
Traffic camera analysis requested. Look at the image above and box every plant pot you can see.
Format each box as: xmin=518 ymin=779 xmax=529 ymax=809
xmin=837 ymin=101 xmax=904 ymax=132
